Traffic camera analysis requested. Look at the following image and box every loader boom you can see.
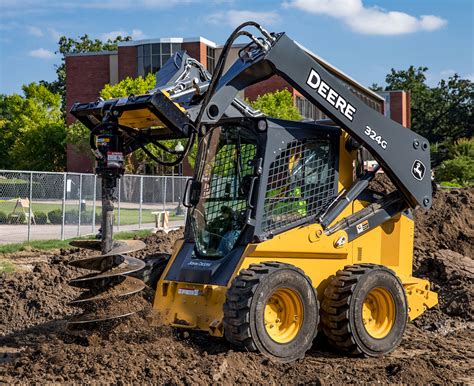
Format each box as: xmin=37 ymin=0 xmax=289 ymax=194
xmin=199 ymin=33 xmax=432 ymax=210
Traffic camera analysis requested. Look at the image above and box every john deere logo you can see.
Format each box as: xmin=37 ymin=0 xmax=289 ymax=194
xmin=411 ymin=160 xmax=426 ymax=181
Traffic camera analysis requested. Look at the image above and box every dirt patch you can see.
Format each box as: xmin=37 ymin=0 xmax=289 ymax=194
xmin=1 ymin=195 xmax=474 ymax=383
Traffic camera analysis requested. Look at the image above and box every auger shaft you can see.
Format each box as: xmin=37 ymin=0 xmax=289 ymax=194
xmin=67 ymin=123 xmax=147 ymax=325
xmin=101 ymin=175 xmax=117 ymax=256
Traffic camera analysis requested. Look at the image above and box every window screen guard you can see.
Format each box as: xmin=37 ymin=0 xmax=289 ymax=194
xmin=257 ymin=134 xmax=338 ymax=238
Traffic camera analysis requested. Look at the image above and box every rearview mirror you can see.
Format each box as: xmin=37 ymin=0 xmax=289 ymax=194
xmin=183 ymin=178 xmax=202 ymax=207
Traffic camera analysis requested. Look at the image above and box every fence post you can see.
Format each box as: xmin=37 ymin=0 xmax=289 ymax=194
xmin=77 ymin=174 xmax=82 ymax=237
xmin=117 ymin=178 xmax=121 ymax=231
xmin=139 ymin=176 xmax=143 ymax=229
xmin=92 ymin=174 xmax=97 ymax=233
xmin=172 ymin=169 xmax=175 ymax=204
xmin=163 ymin=177 xmax=167 ymax=211
xmin=27 ymin=172 xmax=33 ymax=242
xmin=61 ymin=173 xmax=67 ymax=240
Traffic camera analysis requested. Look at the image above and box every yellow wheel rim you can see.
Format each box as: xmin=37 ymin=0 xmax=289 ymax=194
xmin=264 ymin=288 xmax=303 ymax=343
xmin=362 ymin=287 xmax=396 ymax=339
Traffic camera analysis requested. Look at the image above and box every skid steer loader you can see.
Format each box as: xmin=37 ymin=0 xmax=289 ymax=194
xmin=68 ymin=22 xmax=438 ymax=362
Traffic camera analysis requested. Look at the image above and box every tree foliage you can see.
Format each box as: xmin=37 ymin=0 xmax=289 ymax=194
xmin=41 ymin=34 xmax=132 ymax=105
xmin=383 ymin=66 xmax=473 ymax=144
xmin=0 ymin=83 xmax=66 ymax=171
xmin=247 ymin=89 xmax=302 ymax=120
xmin=436 ymin=155 xmax=474 ymax=186
xmin=379 ymin=66 xmax=473 ymax=185
xmin=100 ymin=73 xmax=156 ymax=99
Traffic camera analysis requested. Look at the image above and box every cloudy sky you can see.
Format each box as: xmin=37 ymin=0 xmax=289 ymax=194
xmin=0 ymin=0 xmax=472 ymax=94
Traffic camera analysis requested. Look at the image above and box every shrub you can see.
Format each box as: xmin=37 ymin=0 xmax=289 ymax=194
xmin=0 ymin=211 xmax=8 ymax=224
xmin=48 ymin=209 xmax=63 ymax=224
xmin=65 ymin=209 xmax=79 ymax=224
xmin=449 ymin=137 xmax=474 ymax=158
xmin=8 ymin=212 xmax=26 ymax=224
xmin=436 ymin=155 xmax=474 ymax=187
xmin=440 ymin=181 xmax=463 ymax=188
xmin=34 ymin=211 xmax=48 ymax=224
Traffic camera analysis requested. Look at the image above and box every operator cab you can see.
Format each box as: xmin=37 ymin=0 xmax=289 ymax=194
xmin=177 ymin=117 xmax=340 ymax=280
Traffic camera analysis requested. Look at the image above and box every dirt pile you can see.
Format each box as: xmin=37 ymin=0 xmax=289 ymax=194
xmin=1 ymin=194 xmax=473 ymax=383
xmin=413 ymin=188 xmax=474 ymax=323
xmin=415 ymin=188 xmax=473 ymax=257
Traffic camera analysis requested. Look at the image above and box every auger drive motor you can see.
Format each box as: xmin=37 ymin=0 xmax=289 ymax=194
xmin=68 ymin=21 xmax=438 ymax=361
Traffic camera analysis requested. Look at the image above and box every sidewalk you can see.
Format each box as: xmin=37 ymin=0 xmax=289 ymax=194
xmin=0 ymin=220 xmax=185 ymax=244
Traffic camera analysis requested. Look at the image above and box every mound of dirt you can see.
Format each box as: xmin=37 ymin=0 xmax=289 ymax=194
xmin=1 ymin=193 xmax=473 ymax=384
xmin=414 ymin=188 xmax=474 ymax=257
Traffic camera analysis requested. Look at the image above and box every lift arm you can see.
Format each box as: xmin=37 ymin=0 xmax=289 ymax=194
xmin=199 ymin=32 xmax=432 ymax=210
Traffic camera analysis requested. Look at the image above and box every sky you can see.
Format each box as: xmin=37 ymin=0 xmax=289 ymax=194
xmin=0 ymin=0 xmax=473 ymax=95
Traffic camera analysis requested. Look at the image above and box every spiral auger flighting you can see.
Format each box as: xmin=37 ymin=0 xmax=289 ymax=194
xmin=67 ymin=122 xmax=148 ymax=325
xmin=67 ymin=239 xmax=147 ymax=324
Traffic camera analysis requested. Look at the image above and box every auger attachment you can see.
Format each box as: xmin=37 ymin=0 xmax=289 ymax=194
xmin=67 ymin=121 xmax=147 ymax=325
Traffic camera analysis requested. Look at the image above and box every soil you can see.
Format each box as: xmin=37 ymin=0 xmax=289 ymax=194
xmin=1 ymin=190 xmax=474 ymax=384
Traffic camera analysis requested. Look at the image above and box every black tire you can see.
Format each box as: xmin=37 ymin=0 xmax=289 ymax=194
xmin=223 ymin=262 xmax=319 ymax=362
xmin=321 ymin=263 xmax=407 ymax=357
xmin=130 ymin=253 xmax=170 ymax=291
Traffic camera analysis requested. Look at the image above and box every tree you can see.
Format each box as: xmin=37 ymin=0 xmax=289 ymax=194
xmin=383 ymin=66 xmax=473 ymax=144
xmin=41 ymin=34 xmax=132 ymax=106
xmin=100 ymin=73 xmax=156 ymax=99
xmin=0 ymin=83 xmax=66 ymax=171
xmin=247 ymin=89 xmax=302 ymax=120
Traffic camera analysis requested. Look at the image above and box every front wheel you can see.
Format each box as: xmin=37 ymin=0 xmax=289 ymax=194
xmin=223 ymin=262 xmax=319 ymax=362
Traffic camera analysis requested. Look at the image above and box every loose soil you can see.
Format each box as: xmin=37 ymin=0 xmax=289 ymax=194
xmin=1 ymin=186 xmax=473 ymax=384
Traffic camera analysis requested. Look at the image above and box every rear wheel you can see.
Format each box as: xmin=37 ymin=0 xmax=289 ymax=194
xmin=223 ymin=262 xmax=318 ymax=362
xmin=321 ymin=264 xmax=407 ymax=357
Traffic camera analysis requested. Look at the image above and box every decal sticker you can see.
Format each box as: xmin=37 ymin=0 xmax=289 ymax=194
xmin=356 ymin=220 xmax=370 ymax=234
xmin=411 ymin=160 xmax=426 ymax=181
xmin=178 ymin=288 xmax=202 ymax=296
xmin=364 ymin=126 xmax=388 ymax=149
xmin=306 ymin=68 xmax=357 ymax=121
xmin=107 ymin=151 xmax=124 ymax=162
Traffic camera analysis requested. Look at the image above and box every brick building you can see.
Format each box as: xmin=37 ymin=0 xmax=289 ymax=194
xmin=66 ymin=36 xmax=409 ymax=173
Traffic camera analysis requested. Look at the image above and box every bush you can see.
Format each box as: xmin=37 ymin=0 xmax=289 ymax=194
xmin=65 ymin=209 xmax=79 ymax=224
xmin=436 ymin=155 xmax=474 ymax=187
xmin=0 ymin=211 xmax=8 ymax=224
xmin=48 ymin=209 xmax=63 ymax=224
xmin=449 ymin=137 xmax=474 ymax=158
xmin=8 ymin=212 xmax=26 ymax=224
xmin=34 ymin=211 xmax=47 ymax=224
xmin=440 ymin=181 xmax=463 ymax=188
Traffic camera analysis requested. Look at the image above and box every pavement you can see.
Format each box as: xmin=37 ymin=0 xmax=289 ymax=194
xmin=0 ymin=220 xmax=185 ymax=244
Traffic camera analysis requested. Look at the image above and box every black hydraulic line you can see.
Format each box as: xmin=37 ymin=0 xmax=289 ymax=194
xmin=90 ymin=121 xmax=196 ymax=167
xmin=319 ymin=165 xmax=380 ymax=229
xmin=194 ymin=22 xmax=269 ymax=129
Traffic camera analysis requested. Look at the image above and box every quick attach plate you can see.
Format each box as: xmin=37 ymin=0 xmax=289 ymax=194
xmin=70 ymin=90 xmax=192 ymax=140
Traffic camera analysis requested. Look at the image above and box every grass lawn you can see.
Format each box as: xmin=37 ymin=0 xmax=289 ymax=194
xmin=0 ymin=258 xmax=16 ymax=273
xmin=0 ymin=201 xmax=184 ymax=226
xmin=0 ymin=229 xmax=154 ymax=255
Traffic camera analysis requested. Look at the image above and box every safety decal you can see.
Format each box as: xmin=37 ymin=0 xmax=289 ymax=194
xmin=356 ymin=220 xmax=370 ymax=234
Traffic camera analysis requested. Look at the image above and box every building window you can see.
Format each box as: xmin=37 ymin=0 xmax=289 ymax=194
xmin=137 ymin=43 xmax=182 ymax=76
xmin=206 ymin=46 xmax=215 ymax=73
xmin=295 ymin=95 xmax=327 ymax=121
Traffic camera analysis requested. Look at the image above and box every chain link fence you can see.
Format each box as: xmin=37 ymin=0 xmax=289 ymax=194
xmin=0 ymin=170 xmax=189 ymax=244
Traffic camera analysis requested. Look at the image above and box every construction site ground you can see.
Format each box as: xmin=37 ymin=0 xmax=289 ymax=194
xmin=1 ymin=181 xmax=473 ymax=384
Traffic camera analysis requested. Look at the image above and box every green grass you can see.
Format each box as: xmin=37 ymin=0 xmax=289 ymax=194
xmin=0 ymin=201 xmax=184 ymax=226
xmin=0 ymin=229 xmax=154 ymax=254
xmin=0 ymin=258 xmax=16 ymax=273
